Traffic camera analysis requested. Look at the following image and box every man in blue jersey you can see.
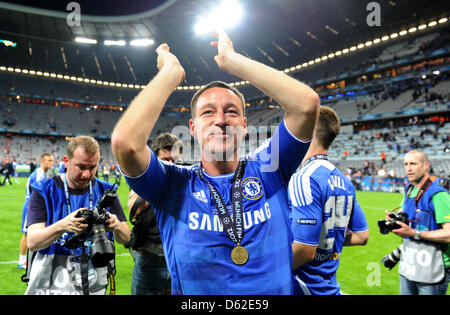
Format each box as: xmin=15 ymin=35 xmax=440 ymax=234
xmin=111 ymin=29 xmax=319 ymax=294
xmin=18 ymin=153 xmax=54 ymax=269
xmin=25 ymin=136 xmax=130 ymax=295
xmin=12 ymin=159 xmax=20 ymax=184
xmin=57 ymin=159 xmax=66 ymax=175
xmin=289 ymin=106 xmax=369 ymax=295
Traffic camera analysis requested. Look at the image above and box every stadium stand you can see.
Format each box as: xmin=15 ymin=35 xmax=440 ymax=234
xmin=0 ymin=19 xmax=449 ymax=187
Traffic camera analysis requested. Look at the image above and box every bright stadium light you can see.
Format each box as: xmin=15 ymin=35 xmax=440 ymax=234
xmin=194 ymin=0 xmax=243 ymax=35
xmin=75 ymin=37 xmax=97 ymax=44
xmin=104 ymin=40 xmax=126 ymax=46
xmin=130 ymin=38 xmax=155 ymax=47
xmin=0 ymin=39 xmax=17 ymax=47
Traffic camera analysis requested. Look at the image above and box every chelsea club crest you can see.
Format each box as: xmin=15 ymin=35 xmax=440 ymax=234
xmin=241 ymin=177 xmax=264 ymax=200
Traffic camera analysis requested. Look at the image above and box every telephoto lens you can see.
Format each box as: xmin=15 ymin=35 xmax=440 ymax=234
xmin=90 ymin=223 xmax=115 ymax=267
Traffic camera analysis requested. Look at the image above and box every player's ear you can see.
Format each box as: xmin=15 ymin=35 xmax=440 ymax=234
xmin=189 ymin=119 xmax=196 ymax=138
xmin=63 ymin=155 xmax=69 ymax=166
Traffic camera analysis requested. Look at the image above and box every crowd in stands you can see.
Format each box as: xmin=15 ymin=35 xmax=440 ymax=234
xmin=1 ymin=23 xmax=449 ymax=189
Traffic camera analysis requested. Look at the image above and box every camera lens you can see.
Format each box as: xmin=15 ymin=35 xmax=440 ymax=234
xmin=378 ymin=219 xmax=390 ymax=234
xmin=90 ymin=224 xmax=115 ymax=267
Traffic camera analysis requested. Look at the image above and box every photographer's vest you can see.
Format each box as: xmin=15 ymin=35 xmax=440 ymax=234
xmin=398 ymin=180 xmax=447 ymax=284
xmin=25 ymin=177 xmax=114 ymax=295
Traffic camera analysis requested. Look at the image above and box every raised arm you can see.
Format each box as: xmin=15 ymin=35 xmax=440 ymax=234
xmin=211 ymin=30 xmax=320 ymax=141
xmin=111 ymin=44 xmax=185 ymax=177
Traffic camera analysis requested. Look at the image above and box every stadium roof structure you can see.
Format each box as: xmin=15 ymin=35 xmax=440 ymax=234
xmin=0 ymin=0 xmax=449 ymax=87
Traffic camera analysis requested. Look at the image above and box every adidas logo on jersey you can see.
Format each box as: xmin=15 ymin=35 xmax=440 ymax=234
xmin=193 ymin=190 xmax=208 ymax=203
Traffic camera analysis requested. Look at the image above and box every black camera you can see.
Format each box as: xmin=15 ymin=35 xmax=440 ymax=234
xmin=378 ymin=211 xmax=409 ymax=234
xmin=380 ymin=245 xmax=403 ymax=270
xmin=64 ymin=187 xmax=117 ymax=268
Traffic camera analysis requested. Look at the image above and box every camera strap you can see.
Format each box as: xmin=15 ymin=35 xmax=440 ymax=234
xmin=406 ymin=177 xmax=432 ymax=206
xmin=107 ymin=260 xmax=116 ymax=295
xmin=62 ymin=175 xmax=93 ymax=214
xmin=63 ymin=175 xmax=95 ymax=295
xmin=80 ymin=247 xmax=90 ymax=295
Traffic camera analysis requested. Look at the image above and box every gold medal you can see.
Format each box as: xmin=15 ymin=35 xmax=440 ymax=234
xmin=231 ymin=245 xmax=249 ymax=265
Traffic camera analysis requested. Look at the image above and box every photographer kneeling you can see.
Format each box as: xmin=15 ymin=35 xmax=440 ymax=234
xmin=25 ymin=136 xmax=130 ymax=295
xmin=383 ymin=150 xmax=450 ymax=295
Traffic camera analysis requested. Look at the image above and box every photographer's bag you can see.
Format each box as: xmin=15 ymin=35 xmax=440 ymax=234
xmin=127 ymin=196 xmax=161 ymax=250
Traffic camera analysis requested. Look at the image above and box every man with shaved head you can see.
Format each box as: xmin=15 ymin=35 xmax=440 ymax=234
xmin=386 ymin=149 xmax=450 ymax=295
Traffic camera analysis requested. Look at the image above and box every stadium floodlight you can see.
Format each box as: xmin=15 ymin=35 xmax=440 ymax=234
xmin=130 ymin=39 xmax=155 ymax=47
xmin=418 ymin=24 xmax=427 ymax=30
xmin=194 ymin=0 xmax=243 ymax=35
xmin=104 ymin=40 xmax=126 ymax=46
xmin=0 ymin=39 xmax=17 ymax=47
xmin=75 ymin=37 xmax=98 ymax=44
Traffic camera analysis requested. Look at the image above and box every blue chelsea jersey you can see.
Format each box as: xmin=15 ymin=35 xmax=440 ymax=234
xmin=21 ymin=168 xmax=48 ymax=233
xmin=289 ymin=158 xmax=368 ymax=295
xmin=125 ymin=120 xmax=310 ymax=295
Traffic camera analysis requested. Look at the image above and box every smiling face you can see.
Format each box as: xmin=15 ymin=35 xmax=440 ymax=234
xmin=189 ymin=87 xmax=247 ymax=162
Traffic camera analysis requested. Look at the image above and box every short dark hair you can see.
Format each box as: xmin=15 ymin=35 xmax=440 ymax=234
xmin=315 ymin=106 xmax=340 ymax=150
xmin=151 ymin=132 xmax=183 ymax=157
xmin=189 ymin=81 xmax=246 ymax=117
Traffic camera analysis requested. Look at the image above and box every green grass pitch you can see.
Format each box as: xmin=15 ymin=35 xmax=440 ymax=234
xmin=0 ymin=178 xmax=447 ymax=295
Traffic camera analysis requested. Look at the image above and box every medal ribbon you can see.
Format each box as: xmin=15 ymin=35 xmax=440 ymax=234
xmin=196 ymin=160 xmax=246 ymax=246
